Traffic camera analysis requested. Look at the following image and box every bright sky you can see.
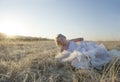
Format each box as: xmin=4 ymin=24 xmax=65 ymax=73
xmin=0 ymin=0 xmax=120 ymax=41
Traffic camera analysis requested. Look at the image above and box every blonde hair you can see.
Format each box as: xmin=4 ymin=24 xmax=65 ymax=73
xmin=55 ymin=34 xmax=66 ymax=47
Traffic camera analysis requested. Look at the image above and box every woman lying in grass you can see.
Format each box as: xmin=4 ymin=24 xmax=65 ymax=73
xmin=55 ymin=34 xmax=111 ymax=70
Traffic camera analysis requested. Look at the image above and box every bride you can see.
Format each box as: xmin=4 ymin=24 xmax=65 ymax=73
xmin=55 ymin=34 xmax=113 ymax=70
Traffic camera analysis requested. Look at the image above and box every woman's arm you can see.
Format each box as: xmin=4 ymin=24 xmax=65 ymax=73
xmin=60 ymin=46 xmax=69 ymax=52
xmin=70 ymin=38 xmax=84 ymax=42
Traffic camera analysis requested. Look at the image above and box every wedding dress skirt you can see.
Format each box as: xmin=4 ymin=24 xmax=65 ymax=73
xmin=55 ymin=41 xmax=119 ymax=69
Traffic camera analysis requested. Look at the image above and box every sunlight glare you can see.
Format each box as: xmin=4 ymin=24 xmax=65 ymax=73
xmin=0 ymin=19 xmax=27 ymax=37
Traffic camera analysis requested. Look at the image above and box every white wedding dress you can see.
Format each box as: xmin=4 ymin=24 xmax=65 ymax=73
xmin=55 ymin=41 xmax=120 ymax=69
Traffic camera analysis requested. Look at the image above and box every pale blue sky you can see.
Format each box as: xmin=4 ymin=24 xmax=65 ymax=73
xmin=0 ymin=0 xmax=120 ymax=40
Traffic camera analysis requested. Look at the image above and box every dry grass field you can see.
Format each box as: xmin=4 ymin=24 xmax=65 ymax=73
xmin=0 ymin=40 xmax=119 ymax=82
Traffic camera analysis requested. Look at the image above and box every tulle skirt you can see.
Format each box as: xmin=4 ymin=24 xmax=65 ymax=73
xmin=55 ymin=42 xmax=119 ymax=69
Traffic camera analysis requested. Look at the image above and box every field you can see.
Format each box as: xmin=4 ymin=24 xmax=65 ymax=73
xmin=0 ymin=40 xmax=119 ymax=82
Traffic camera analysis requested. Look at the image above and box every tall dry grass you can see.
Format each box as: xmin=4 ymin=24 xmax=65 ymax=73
xmin=0 ymin=40 xmax=119 ymax=82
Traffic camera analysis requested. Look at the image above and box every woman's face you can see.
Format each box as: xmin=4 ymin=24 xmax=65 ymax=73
xmin=57 ymin=37 xmax=67 ymax=46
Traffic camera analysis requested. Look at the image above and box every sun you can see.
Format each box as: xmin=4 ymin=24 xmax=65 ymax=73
xmin=0 ymin=19 xmax=27 ymax=37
